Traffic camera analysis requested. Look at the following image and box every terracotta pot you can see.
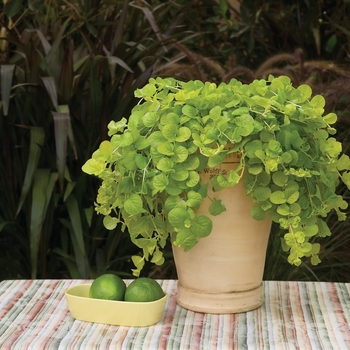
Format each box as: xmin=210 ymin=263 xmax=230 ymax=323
xmin=172 ymin=153 xmax=272 ymax=313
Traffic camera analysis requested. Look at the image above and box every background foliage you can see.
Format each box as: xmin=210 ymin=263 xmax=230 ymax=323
xmin=1 ymin=0 xmax=350 ymax=281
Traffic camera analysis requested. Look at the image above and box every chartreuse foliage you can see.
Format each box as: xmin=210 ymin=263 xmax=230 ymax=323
xmin=83 ymin=75 xmax=350 ymax=276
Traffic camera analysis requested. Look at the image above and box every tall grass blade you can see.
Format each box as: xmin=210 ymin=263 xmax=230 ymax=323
xmin=67 ymin=118 xmax=78 ymax=159
xmin=84 ymin=207 xmax=93 ymax=227
xmin=63 ymin=181 xmax=76 ymax=202
xmin=3 ymin=0 xmax=22 ymax=18
xmin=16 ymin=127 xmax=45 ymax=217
xmin=66 ymin=194 xmax=87 ymax=259
xmin=130 ymin=3 xmax=166 ymax=48
xmin=111 ymin=0 xmax=129 ymax=53
xmin=52 ymin=111 xmax=69 ymax=191
xmin=89 ymin=66 xmax=102 ymax=125
xmin=42 ymin=77 xmax=58 ymax=110
xmin=108 ymin=56 xmax=133 ymax=73
xmin=59 ymin=39 xmax=74 ymax=102
xmin=30 ymin=169 xmax=58 ymax=278
xmin=36 ymin=18 xmax=71 ymax=81
xmin=65 ymin=196 xmax=90 ymax=277
xmin=0 ymin=65 xmax=15 ymax=116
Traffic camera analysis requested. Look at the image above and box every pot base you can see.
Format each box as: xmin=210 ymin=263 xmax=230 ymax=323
xmin=176 ymin=281 xmax=264 ymax=314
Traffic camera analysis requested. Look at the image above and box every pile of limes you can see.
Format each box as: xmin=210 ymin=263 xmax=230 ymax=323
xmin=89 ymin=274 xmax=165 ymax=302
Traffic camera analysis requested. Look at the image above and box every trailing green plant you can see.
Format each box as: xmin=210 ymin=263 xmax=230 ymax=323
xmin=82 ymin=75 xmax=350 ymax=276
xmin=264 ymin=111 xmax=350 ymax=282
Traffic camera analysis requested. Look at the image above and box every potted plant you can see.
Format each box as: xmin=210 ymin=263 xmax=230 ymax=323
xmin=82 ymin=75 xmax=350 ymax=313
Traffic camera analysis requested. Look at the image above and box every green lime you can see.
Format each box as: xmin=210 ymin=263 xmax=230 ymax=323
xmin=89 ymin=273 xmax=126 ymax=301
xmin=124 ymin=277 xmax=165 ymax=302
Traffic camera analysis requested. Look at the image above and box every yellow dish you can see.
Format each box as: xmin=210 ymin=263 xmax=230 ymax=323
xmin=65 ymin=284 xmax=167 ymax=327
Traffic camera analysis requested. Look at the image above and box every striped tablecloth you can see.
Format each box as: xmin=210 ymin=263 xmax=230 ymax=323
xmin=0 ymin=279 xmax=350 ymax=349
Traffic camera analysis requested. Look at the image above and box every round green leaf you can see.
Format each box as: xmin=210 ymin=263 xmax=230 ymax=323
xmin=135 ymin=138 xmax=150 ymax=150
xmin=186 ymin=191 xmax=202 ymax=207
xmin=172 ymin=145 xmax=189 ymax=163
xmin=82 ymin=158 xmax=105 ymax=175
xmin=217 ymin=174 xmax=229 ymax=188
xmin=323 ymin=112 xmax=337 ymax=125
xmin=270 ymin=191 xmax=286 ymax=204
xmin=230 ymin=106 xmax=250 ymax=116
xmin=142 ymin=112 xmax=158 ymax=127
xmin=103 ymin=215 xmax=119 ymax=230
xmin=98 ymin=140 xmax=114 ymax=155
xmin=124 ymin=194 xmax=145 ymax=215
xmin=284 ymin=103 xmax=296 ymax=115
xmin=182 ymin=105 xmax=197 ymax=117
xmin=123 ymin=151 xmax=137 ymax=170
xmin=208 ymin=153 xmax=226 ymax=168
xmin=129 ymin=216 xmax=153 ymax=235
xmin=142 ymin=83 xmax=156 ymax=96
xmin=256 ymin=171 xmax=271 ymax=186
xmin=285 ymin=189 xmax=299 ymax=204
xmin=265 ymin=159 xmax=278 ymax=172
xmin=170 ymin=169 xmax=189 ymax=181
xmin=253 ymin=187 xmax=271 ymax=201
xmin=209 ymin=199 xmax=226 ymax=216
xmin=314 ymin=130 xmax=329 ymax=140
xmin=302 ymin=242 xmax=313 ymax=253
xmin=311 ymin=243 xmax=321 ymax=254
xmin=153 ymin=173 xmax=169 ymax=191
xmin=147 ymin=131 xmax=166 ymax=145
xmin=173 ymin=229 xmax=197 ymax=250
xmin=251 ymin=204 xmax=267 ymax=220
xmin=176 ymin=127 xmax=192 ymax=142
xmin=235 ymin=116 xmax=254 ymax=136
xmin=310 ymin=94 xmax=326 ymax=108
xmin=157 ymin=158 xmax=175 ymax=172
xmin=311 ymin=255 xmax=321 ymax=266
xmin=162 ymin=124 xmax=178 ymax=141
xmin=248 ymin=165 xmax=263 ymax=175
xmin=304 ymin=224 xmax=319 ymax=237
xmin=119 ymin=132 xmax=134 ymax=147
xmin=276 ymin=203 xmax=290 ymax=216
xmin=289 ymin=203 xmax=301 ymax=216
xmin=272 ymin=172 xmax=289 ymax=187
xmin=168 ymin=207 xmax=191 ymax=229
xmin=183 ymin=156 xmax=201 ymax=170
xmin=228 ymin=170 xmax=241 ymax=186
xmin=209 ymin=105 xmax=222 ymax=119
xmin=157 ymin=142 xmax=174 ymax=156
xmin=280 ymin=152 xmax=293 ymax=164
xmin=269 ymin=139 xmax=282 ymax=153
xmin=166 ymin=183 xmax=183 ymax=196
xmin=186 ymin=171 xmax=200 ymax=187
xmin=297 ymin=84 xmax=312 ymax=100
xmin=191 ymin=215 xmax=213 ymax=237
xmin=161 ymin=112 xmax=180 ymax=125
xmin=255 ymin=149 xmax=266 ymax=161
xmin=164 ymin=196 xmax=182 ymax=212
xmin=337 ymin=154 xmax=350 ymax=171
xmin=261 ymin=201 xmax=272 ymax=211
xmin=119 ymin=176 xmax=134 ymax=194
xmin=135 ymin=154 xmax=148 ymax=169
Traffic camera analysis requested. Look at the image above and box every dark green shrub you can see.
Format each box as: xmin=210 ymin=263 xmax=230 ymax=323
xmin=230 ymin=0 xmax=350 ymax=68
xmin=0 ymin=0 xmax=228 ymax=279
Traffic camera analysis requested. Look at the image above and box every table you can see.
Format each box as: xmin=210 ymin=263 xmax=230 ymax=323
xmin=0 ymin=279 xmax=349 ymax=349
